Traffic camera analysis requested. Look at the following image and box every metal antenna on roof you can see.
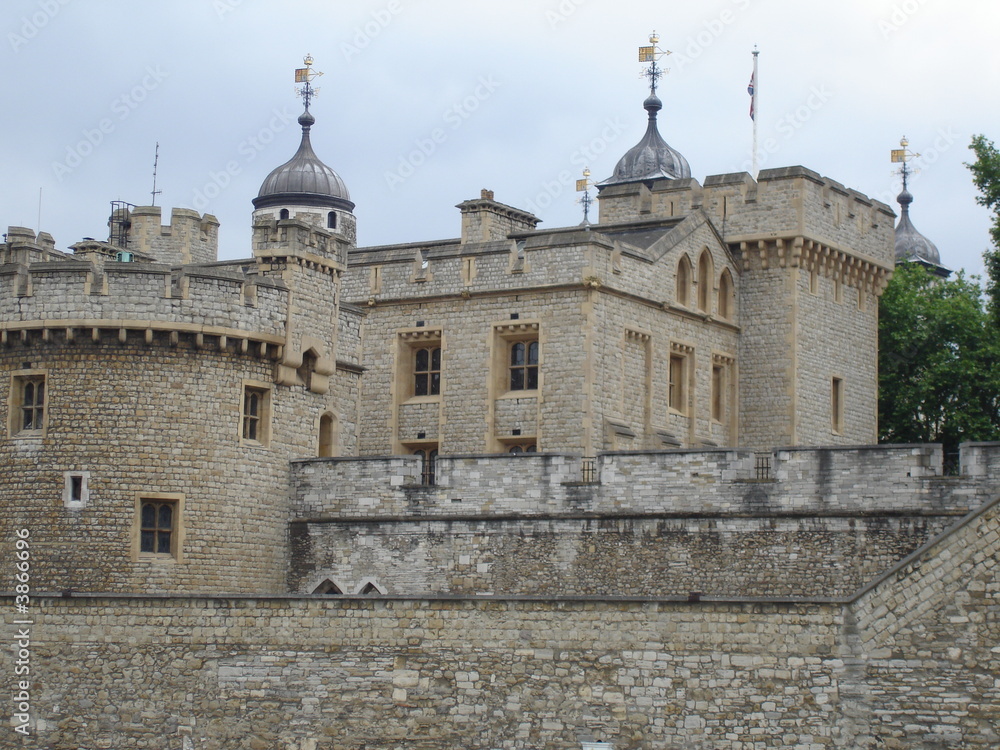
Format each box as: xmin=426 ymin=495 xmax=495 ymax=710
xmin=150 ymin=142 xmax=162 ymax=206
xmin=295 ymin=53 xmax=323 ymax=111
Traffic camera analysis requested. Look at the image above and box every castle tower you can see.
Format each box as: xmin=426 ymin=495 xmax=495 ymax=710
xmin=251 ymin=56 xmax=356 ymax=244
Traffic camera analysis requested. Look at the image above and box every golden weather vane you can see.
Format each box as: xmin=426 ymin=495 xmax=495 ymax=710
xmin=890 ymin=135 xmax=920 ymax=190
xmin=294 ymin=53 xmax=323 ymax=110
xmin=638 ymin=31 xmax=671 ymax=95
xmin=576 ymin=167 xmax=596 ymax=225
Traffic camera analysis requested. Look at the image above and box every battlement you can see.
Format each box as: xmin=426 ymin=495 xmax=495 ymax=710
xmin=252 ymin=217 xmax=349 ymax=270
xmin=598 ymin=168 xmax=897 ymax=269
xmin=291 ymin=443 xmax=999 ymax=520
xmin=0 ymin=255 xmax=289 ymax=349
xmin=1 ymin=226 xmax=65 ymax=265
xmin=127 ymin=206 xmax=220 ymax=265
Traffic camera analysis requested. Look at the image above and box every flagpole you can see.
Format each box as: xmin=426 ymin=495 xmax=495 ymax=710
xmin=751 ymin=46 xmax=759 ymax=180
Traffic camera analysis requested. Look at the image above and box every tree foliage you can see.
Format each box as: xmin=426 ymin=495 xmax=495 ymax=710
xmin=878 ymin=263 xmax=1000 ymax=458
xmin=967 ymin=134 xmax=1000 ymax=326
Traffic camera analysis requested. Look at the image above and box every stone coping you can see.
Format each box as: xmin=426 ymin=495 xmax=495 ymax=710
xmin=290 ymin=508 xmax=966 ymax=525
xmin=0 ymin=591 xmax=848 ymax=606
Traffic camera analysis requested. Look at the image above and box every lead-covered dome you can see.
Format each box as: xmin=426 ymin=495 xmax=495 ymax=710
xmin=253 ymin=110 xmax=354 ymax=211
xmin=603 ymin=94 xmax=691 ymax=185
xmin=894 ymin=188 xmax=940 ymax=266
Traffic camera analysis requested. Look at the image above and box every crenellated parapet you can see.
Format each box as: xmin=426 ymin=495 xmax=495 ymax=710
xmin=127 ymin=206 xmax=220 ymax=265
xmin=0 ymin=245 xmax=291 ymax=364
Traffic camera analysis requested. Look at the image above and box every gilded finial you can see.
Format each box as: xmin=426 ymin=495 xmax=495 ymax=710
xmin=294 ymin=53 xmax=323 ymax=111
xmin=638 ymin=30 xmax=671 ymax=96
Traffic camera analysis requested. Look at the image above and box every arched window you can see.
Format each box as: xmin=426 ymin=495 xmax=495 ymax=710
xmin=697 ymin=250 xmax=714 ymax=313
xmin=279 ymin=208 xmax=289 ymax=220
xmin=318 ymin=413 xmax=336 ymax=457
xmin=327 ymin=211 xmax=337 ymax=229
xmin=676 ymin=255 xmax=692 ymax=307
xmin=509 ymin=341 xmax=539 ymax=390
xmin=718 ymin=269 xmax=735 ymax=321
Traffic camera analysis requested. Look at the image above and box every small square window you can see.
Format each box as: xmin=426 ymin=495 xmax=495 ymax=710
xmin=9 ymin=371 xmax=47 ymax=437
xmin=63 ymin=471 xmax=90 ymax=509
xmin=241 ymin=383 xmax=272 ymax=446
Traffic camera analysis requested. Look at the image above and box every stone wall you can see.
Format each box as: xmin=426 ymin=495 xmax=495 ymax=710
xmin=5 ymin=495 xmax=997 ymax=749
xmin=0 ymin=335 xmax=339 ymax=595
xmin=291 ymin=444 xmax=990 ymax=520
xmin=288 ymin=445 xmax=997 ymax=598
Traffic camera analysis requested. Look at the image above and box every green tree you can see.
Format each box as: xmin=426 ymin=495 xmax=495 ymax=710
xmin=879 ymin=263 xmax=1000 ymax=462
xmin=967 ymin=134 xmax=1000 ymax=326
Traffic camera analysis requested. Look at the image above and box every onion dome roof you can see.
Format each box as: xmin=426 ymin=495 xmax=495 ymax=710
xmin=603 ymin=94 xmax=691 ymax=185
xmin=253 ymin=110 xmax=354 ymax=211
xmin=894 ymin=188 xmax=940 ymax=266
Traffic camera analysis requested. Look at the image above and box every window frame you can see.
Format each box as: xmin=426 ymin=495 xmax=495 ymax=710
xmin=668 ymin=342 xmax=695 ymax=417
xmin=240 ymin=380 xmax=273 ymax=447
xmin=508 ymin=339 xmax=539 ymax=392
xmin=63 ymin=471 xmax=90 ymax=509
xmin=413 ymin=346 xmax=442 ymax=397
xmin=676 ymin=255 xmax=692 ymax=307
xmin=397 ymin=329 xmax=444 ymax=402
xmin=133 ymin=492 xmax=184 ymax=562
xmin=832 ymin=376 xmax=845 ymax=434
xmin=8 ymin=369 xmax=48 ymax=438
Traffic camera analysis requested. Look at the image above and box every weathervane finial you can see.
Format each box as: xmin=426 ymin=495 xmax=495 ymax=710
xmin=294 ymin=53 xmax=323 ymax=111
xmin=890 ymin=135 xmax=920 ymax=191
xmin=638 ymin=31 xmax=671 ymax=96
xmin=576 ymin=167 xmax=595 ymax=225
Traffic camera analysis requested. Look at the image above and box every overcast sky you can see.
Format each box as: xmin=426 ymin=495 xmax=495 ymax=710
xmin=3 ymin=0 xmax=997 ymax=278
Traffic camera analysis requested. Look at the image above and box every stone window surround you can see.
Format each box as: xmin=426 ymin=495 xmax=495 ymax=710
xmin=397 ymin=328 xmax=444 ymax=403
xmin=63 ymin=471 xmax=90 ymax=509
xmin=832 ymin=376 xmax=845 ymax=435
xmin=131 ymin=491 xmax=185 ymax=563
xmin=240 ymin=380 xmax=273 ymax=448
xmin=8 ymin=368 xmax=48 ymax=438
xmin=711 ymin=352 xmax=736 ymax=426
xmin=668 ymin=341 xmax=695 ymax=416
xmin=494 ymin=321 xmax=540 ymax=396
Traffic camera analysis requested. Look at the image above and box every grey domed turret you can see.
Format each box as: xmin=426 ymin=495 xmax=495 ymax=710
xmin=603 ymin=93 xmax=691 ymax=185
xmin=253 ymin=109 xmax=354 ymax=213
xmin=894 ymin=188 xmax=940 ymax=266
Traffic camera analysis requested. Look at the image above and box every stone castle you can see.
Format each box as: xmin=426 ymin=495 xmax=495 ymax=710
xmin=1 ymin=54 xmax=997 ymax=749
